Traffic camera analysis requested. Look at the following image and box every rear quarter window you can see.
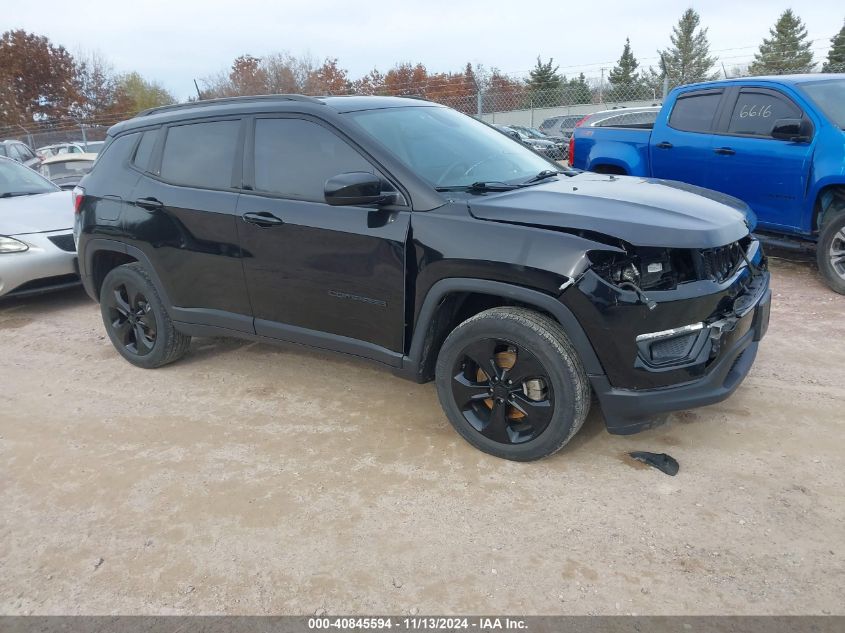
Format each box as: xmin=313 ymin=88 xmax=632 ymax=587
xmin=132 ymin=129 xmax=158 ymax=171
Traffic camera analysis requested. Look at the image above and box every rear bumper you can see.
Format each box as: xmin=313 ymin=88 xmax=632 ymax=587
xmin=592 ymin=278 xmax=771 ymax=435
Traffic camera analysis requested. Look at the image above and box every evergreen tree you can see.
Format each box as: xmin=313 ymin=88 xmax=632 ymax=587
xmin=749 ymin=9 xmax=815 ymax=75
xmin=528 ymin=56 xmax=563 ymax=106
xmin=657 ymin=8 xmax=717 ymax=85
xmin=609 ymin=38 xmax=640 ymax=85
xmin=822 ymin=20 xmax=845 ymax=73
xmin=607 ymin=38 xmax=649 ymax=101
xmin=564 ymin=73 xmax=593 ymax=105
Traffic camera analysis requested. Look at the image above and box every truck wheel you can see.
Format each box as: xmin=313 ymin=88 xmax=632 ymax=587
xmin=435 ymin=307 xmax=591 ymax=461
xmin=817 ymin=210 xmax=845 ymax=295
xmin=100 ymin=263 xmax=191 ymax=368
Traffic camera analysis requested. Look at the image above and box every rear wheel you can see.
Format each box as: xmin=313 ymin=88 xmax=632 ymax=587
xmin=100 ymin=263 xmax=191 ymax=368
xmin=435 ymin=307 xmax=591 ymax=461
xmin=817 ymin=209 xmax=845 ymax=295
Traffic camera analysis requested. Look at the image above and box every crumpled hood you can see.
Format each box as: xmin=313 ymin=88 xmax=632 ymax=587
xmin=468 ymin=173 xmax=752 ymax=248
xmin=0 ymin=190 xmax=74 ymax=236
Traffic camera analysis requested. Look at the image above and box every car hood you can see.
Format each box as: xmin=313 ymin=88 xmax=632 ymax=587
xmin=467 ymin=173 xmax=751 ymax=248
xmin=0 ymin=190 xmax=74 ymax=235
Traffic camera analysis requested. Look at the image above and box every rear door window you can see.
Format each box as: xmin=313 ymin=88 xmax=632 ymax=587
xmin=726 ymin=89 xmax=802 ymax=137
xmin=160 ymin=120 xmax=240 ymax=189
xmin=668 ymin=91 xmax=722 ymax=133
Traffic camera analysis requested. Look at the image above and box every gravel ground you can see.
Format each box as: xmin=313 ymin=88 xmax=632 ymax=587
xmin=1 ymin=254 xmax=843 ymax=615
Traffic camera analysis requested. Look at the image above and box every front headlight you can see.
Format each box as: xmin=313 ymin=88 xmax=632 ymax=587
xmin=0 ymin=236 xmax=29 ymax=253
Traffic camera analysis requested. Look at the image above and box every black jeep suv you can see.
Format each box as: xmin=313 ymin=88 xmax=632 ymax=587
xmin=74 ymin=95 xmax=771 ymax=461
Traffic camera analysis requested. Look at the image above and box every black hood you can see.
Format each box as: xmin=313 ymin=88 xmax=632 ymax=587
xmin=468 ymin=173 xmax=751 ymax=249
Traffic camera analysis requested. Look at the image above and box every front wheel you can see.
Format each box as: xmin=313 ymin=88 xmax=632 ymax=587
xmin=435 ymin=307 xmax=591 ymax=461
xmin=817 ymin=210 xmax=845 ymax=295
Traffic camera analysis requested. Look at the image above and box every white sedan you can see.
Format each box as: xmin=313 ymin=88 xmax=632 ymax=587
xmin=0 ymin=156 xmax=78 ymax=298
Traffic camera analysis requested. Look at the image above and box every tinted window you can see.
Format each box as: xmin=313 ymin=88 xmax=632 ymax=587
xmin=18 ymin=144 xmax=35 ymax=160
xmin=161 ymin=120 xmax=240 ymax=189
xmin=8 ymin=144 xmax=24 ymax=161
xmin=133 ymin=130 xmax=158 ymax=171
xmin=254 ymin=118 xmax=373 ymax=201
xmin=668 ymin=92 xmax=722 ymax=132
xmin=727 ymin=90 xmax=802 ymax=137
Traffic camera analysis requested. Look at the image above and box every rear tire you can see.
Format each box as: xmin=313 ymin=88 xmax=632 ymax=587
xmin=99 ymin=263 xmax=191 ymax=368
xmin=435 ymin=307 xmax=591 ymax=461
xmin=817 ymin=209 xmax=845 ymax=295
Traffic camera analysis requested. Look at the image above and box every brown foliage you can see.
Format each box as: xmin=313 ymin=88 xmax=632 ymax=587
xmin=0 ymin=30 xmax=79 ymax=127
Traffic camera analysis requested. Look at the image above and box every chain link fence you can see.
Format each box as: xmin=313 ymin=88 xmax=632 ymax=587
xmin=3 ymin=68 xmax=842 ymax=152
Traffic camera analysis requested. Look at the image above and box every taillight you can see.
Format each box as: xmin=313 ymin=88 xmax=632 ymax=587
xmin=72 ymin=186 xmax=85 ymax=214
xmin=568 ymin=116 xmax=590 ymax=167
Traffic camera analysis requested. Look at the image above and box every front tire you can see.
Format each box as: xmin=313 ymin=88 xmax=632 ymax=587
xmin=818 ymin=210 xmax=845 ymax=295
xmin=99 ymin=263 xmax=191 ymax=368
xmin=435 ymin=307 xmax=591 ymax=461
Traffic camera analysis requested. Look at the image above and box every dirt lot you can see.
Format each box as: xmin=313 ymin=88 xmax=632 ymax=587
xmin=1 ymin=253 xmax=843 ymax=616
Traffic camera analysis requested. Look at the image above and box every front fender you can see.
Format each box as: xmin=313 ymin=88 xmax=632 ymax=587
xmin=399 ymin=277 xmax=605 ymax=383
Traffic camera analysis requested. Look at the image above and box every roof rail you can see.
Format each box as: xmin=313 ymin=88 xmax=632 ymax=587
xmin=138 ymin=94 xmax=324 ymax=117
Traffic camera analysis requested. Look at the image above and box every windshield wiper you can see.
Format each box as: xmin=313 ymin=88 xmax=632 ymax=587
xmin=522 ymin=170 xmax=561 ymax=185
xmin=0 ymin=191 xmax=40 ymax=198
xmin=435 ymin=181 xmax=522 ymax=193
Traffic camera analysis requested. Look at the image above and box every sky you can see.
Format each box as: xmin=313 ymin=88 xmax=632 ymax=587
xmin=6 ymin=0 xmax=843 ymax=99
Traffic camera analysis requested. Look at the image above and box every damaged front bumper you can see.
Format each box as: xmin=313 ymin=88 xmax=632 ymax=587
xmin=564 ymin=239 xmax=771 ymax=434
xmin=592 ymin=272 xmax=770 ymax=434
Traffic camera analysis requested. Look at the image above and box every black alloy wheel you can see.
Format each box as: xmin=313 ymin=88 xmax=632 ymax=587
xmin=105 ymin=281 xmax=158 ymax=356
xmin=99 ymin=263 xmax=191 ymax=368
xmin=435 ymin=307 xmax=591 ymax=461
xmin=451 ymin=338 xmax=554 ymax=445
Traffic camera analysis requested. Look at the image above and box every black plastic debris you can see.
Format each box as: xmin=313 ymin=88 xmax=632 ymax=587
xmin=629 ymin=451 xmax=679 ymax=476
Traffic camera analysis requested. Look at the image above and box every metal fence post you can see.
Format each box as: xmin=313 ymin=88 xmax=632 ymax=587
xmin=662 ymin=77 xmax=669 ymax=100
xmin=529 ymin=94 xmax=534 ymax=127
xmin=476 ymin=89 xmax=483 ymax=119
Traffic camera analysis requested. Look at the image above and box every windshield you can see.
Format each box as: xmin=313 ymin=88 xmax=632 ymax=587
xmin=40 ymin=159 xmax=94 ymax=180
xmin=347 ymin=106 xmax=557 ymax=188
xmin=799 ymin=79 xmax=845 ymax=129
xmin=0 ymin=158 xmax=60 ymax=196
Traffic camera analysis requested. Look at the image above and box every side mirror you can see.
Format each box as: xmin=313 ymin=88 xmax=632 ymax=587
xmin=324 ymin=172 xmax=387 ymax=206
xmin=771 ymin=118 xmax=812 ymax=142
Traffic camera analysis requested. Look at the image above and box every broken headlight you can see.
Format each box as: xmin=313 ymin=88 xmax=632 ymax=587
xmin=589 ymin=248 xmax=678 ymax=291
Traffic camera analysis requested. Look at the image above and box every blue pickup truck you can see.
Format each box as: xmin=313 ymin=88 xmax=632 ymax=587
xmin=570 ymin=75 xmax=845 ymax=293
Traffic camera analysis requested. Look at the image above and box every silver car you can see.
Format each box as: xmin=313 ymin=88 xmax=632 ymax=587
xmin=0 ymin=156 xmax=78 ymax=298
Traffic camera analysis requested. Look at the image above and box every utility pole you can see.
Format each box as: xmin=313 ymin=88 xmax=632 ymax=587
xmin=599 ymin=68 xmax=606 ymax=104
